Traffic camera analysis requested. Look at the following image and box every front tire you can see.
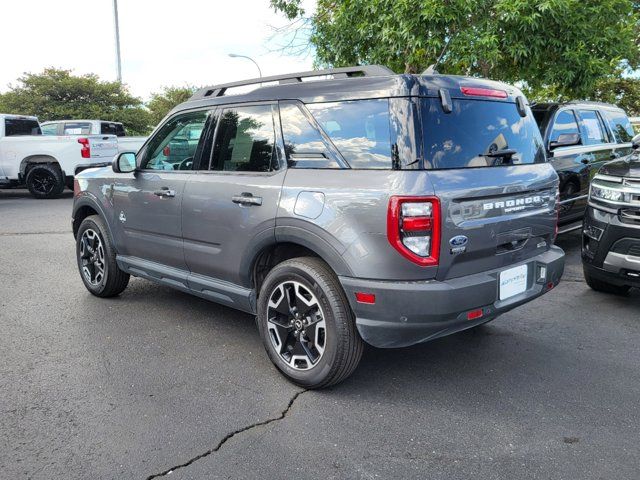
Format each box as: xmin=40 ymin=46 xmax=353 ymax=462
xmin=583 ymin=267 xmax=630 ymax=295
xmin=25 ymin=164 xmax=65 ymax=199
xmin=257 ymin=257 xmax=363 ymax=389
xmin=76 ymin=215 xmax=130 ymax=297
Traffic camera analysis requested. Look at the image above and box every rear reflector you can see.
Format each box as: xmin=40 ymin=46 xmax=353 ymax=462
xmin=355 ymin=292 xmax=376 ymax=304
xmin=467 ymin=309 xmax=483 ymax=321
xmin=461 ymin=86 xmax=508 ymax=99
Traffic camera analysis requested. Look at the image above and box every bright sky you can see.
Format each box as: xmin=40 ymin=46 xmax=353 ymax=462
xmin=0 ymin=0 xmax=316 ymax=100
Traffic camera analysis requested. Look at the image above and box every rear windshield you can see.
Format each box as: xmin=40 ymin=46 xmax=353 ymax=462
xmin=422 ymin=98 xmax=545 ymax=169
xmin=101 ymin=122 xmax=126 ymax=137
xmin=5 ymin=118 xmax=41 ymax=136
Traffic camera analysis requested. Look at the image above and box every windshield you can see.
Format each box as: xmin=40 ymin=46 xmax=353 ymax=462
xmin=5 ymin=118 xmax=41 ymax=136
xmin=421 ymin=98 xmax=546 ymax=169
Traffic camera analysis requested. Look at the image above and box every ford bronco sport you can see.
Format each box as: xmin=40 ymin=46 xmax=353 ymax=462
xmin=583 ymin=134 xmax=640 ymax=294
xmin=72 ymin=66 xmax=565 ymax=388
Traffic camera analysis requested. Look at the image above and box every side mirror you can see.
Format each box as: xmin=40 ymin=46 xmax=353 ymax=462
xmin=632 ymin=133 xmax=640 ymax=151
xmin=549 ymin=133 xmax=581 ymax=150
xmin=112 ymin=152 xmax=137 ymax=173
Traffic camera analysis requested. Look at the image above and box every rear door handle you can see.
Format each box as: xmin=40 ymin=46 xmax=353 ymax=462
xmin=153 ymin=188 xmax=176 ymax=198
xmin=232 ymin=193 xmax=263 ymax=206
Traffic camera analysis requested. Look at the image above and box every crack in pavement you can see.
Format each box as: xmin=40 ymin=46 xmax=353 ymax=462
xmin=0 ymin=231 xmax=69 ymax=236
xmin=145 ymin=389 xmax=308 ymax=479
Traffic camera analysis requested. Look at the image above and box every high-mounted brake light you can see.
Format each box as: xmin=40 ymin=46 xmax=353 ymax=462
xmin=460 ymin=86 xmax=508 ymax=99
xmin=387 ymin=196 xmax=441 ymax=266
xmin=78 ymin=137 xmax=90 ymax=159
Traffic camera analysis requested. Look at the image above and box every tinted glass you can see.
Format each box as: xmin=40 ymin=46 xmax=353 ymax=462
xmin=40 ymin=124 xmax=57 ymax=135
xmin=531 ymin=109 xmax=548 ymax=133
xmin=307 ymin=99 xmax=392 ymax=169
xmin=549 ymin=110 xmax=580 ymax=143
xmin=279 ymin=103 xmax=338 ymax=168
xmin=143 ymin=110 xmax=208 ymax=171
xmin=5 ymin=119 xmax=41 ymax=136
xmin=577 ymin=110 xmax=607 ymax=145
xmin=101 ymin=122 xmax=126 ymax=137
xmin=421 ymin=98 xmax=545 ymax=169
xmin=211 ymin=105 xmax=275 ymax=172
xmin=63 ymin=122 xmax=92 ymax=135
xmin=603 ymin=109 xmax=634 ymax=143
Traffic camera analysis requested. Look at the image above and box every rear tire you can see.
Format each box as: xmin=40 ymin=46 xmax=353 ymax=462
xmin=76 ymin=215 xmax=130 ymax=297
xmin=584 ymin=267 xmax=630 ymax=295
xmin=25 ymin=164 xmax=65 ymax=199
xmin=257 ymin=257 xmax=363 ymax=389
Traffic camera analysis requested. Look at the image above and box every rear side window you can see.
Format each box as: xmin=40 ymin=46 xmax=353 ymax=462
xmin=306 ymin=99 xmax=392 ymax=169
xmin=101 ymin=122 xmax=126 ymax=137
xmin=421 ymin=98 xmax=545 ymax=169
xmin=577 ymin=110 xmax=607 ymax=145
xmin=549 ymin=110 xmax=580 ymax=144
xmin=5 ymin=118 xmax=41 ymax=136
xmin=603 ymin=109 xmax=634 ymax=143
xmin=63 ymin=122 xmax=92 ymax=135
xmin=211 ymin=105 xmax=276 ymax=172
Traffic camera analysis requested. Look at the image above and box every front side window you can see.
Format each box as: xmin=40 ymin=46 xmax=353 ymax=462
xmin=142 ymin=110 xmax=209 ymax=171
xmin=306 ymin=99 xmax=392 ymax=169
xmin=63 ymin=122 xmax=92 ymax=135
xmin=279 ymin=103 xmax=338 ymax=169
xmin=603 ymin=109 xmax=634 ymax=143
xmin=421 ymin=98 xmax=545 ymax=169
xmin=5 ymin=118 xmax=41 ymax=136
xmin=211 ymin=105 xmax=275 ymax=172
xmin=577 ymin=110 xmax=607 ymax=145
xmin=549 ymin=110 xmax=580 ymax=144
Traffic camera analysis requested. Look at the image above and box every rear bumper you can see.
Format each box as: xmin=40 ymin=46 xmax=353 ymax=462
xmin=339 ymin=246 xmax=565 ymax=348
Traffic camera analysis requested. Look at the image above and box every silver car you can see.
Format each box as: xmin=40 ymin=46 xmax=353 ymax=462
xmin=72 ymin=66 xmax=565 ymax=388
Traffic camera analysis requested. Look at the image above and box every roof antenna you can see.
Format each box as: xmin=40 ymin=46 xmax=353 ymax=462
xmin=423 ymin=37 xmax=451 ymax=75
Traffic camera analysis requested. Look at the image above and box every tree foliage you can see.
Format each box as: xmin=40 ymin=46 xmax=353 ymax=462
xmin=0 ymin=68 xmax=152 ymax=135
xmin=272 ymin=0 xmax=640 ymax=98
xmin=147 ymin=86 xmax=197 ymax=126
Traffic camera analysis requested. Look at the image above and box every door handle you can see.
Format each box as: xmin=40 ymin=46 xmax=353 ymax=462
xmin=153 ymin=188 xmax=176 ymax=198
xmin=232 ymin=193 xmax=263 ymax=206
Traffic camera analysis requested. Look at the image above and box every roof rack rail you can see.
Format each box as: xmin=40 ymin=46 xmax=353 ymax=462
xmin=190 ymin=65 xmax=395 ymax=100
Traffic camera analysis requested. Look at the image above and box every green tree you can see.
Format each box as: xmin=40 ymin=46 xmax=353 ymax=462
xmin=147 ymin=86 xmax=197 ymax=126
xmin=272 ymin=0 xmax=639 ymax=98
xmin=592 ymin=76 xmax=640 ymax=117
xmin=0 ymin=68 xmax=151 ymax=135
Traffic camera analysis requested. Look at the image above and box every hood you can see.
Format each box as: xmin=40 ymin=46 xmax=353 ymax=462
xmin=599 ymin=152 xmax=640 ymax=178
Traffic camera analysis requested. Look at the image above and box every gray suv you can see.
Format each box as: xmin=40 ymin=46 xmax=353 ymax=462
xmin=72 ymin=66 xmax=565 ymax=388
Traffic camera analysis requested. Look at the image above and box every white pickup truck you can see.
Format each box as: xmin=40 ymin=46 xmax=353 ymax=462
xmin=40 ymin=119 xmax=147 ymax=154
xmin=0 ymin=114 xmax=118 ymax=198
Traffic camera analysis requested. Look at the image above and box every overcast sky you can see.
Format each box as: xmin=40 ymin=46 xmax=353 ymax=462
xmin=0 ymin=0 xmax=316 ymax=99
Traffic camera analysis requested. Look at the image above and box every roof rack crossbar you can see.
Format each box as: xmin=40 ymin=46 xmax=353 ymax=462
xmin=190 ymin=65 xmax=394 ymax=100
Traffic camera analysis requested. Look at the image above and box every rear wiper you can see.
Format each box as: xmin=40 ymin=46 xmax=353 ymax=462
xmin=481 ymin=148 xmax=517 ymax=166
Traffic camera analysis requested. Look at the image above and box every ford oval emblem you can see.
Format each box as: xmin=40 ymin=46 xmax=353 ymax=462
xmin=449 ymin=235 xmax=468 ymax=248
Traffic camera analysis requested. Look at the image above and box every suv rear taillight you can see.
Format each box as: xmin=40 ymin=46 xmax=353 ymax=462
xmin=387 ymin=196 xmax=441 ymax=266
xmin=78 ymin=137 xmax=90 ymax=158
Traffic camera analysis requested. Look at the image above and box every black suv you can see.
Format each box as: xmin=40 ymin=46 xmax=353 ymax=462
xmin=582 ymin=135 xmax=640 ymax=294
xmin=532 ymin=102 xmax=635 ymax=232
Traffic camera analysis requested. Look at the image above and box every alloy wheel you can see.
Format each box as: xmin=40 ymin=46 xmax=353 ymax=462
xmin=30 ymin=170 xmax=56 ymax=195
xmin=79 ymin=229 xmax=106 ymax=286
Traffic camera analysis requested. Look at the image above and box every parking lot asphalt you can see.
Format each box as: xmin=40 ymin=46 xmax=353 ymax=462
xmin=1 ymin=188 xmax=639 ymax=480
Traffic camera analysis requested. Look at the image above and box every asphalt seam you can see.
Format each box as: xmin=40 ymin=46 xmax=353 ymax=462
xmin=145 ymin=389 xmax=308 ymax=479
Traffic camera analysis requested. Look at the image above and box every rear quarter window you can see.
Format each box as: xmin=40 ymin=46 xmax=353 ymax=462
xmin=5 ymin=119 xmax=41 ymax=136
xmin=421 ymin=98 xmax=545 ymax=169
xmin=603 ymin=109 xmax=634 ymax=143
xmin=102 ymin=122 xmax=126 ymax=137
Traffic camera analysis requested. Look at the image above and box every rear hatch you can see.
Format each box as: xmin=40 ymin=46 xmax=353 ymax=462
xmin=87 ymin=135 xmax=118 ymax=159
xmin=418 ymin=92 xmax=558 ymax=281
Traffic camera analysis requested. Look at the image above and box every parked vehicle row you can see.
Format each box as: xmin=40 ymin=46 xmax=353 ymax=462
xmin=72 ymin=66 xmax=564 ymax=388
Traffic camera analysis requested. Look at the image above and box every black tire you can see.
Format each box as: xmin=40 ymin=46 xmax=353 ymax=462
xmin=76 ymin=215 xmax=130 ymax=297
xmin=25 ymin=164 xmax=65 ymax=199
xmin=583 ymin=267 xmax=630 ymax=295
xmin=257 ymin=257 xmax=363 ymax=389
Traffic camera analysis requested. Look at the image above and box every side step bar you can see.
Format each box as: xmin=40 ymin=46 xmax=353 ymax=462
xmin=558 ymin=220 xmax=583 ymax=235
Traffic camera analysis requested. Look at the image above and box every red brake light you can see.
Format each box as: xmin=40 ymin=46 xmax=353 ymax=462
xmin=461 ymin=86 xmax=508 ymax=99
xmin=78 ymin=137 xmax=90 ymax=158
xmin=387 ymin=196 xmax=441 ymax=267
